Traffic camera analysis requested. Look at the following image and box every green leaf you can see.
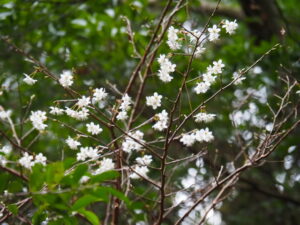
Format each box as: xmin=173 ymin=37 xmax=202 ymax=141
xmin=93 ymin=186 xmax=131 ymax=206
xmin=71 ymin=195 xmax=102 ymax=211
xmin=29 ymin=164 xmax=45 ymax=192
xmin=77 ymin=209 xmax=101 ymax=225
xmin=72 ymin=164 xmax=89 ymax=183
xmin=7 ymin=204 xmax=18 ymax=215
xmin=90 ymin=170 xmax=119 ymax=183
xmin=46 ymin=162 xmax=64 ymax=189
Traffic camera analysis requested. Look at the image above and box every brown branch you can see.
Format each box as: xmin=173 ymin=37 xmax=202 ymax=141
xmin=124 ymin=0 xmax=174 ymax=94
xmin=0 ymin=165 xmax=28 ymax=182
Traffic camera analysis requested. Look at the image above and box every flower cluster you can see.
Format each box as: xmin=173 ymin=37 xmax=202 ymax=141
xmin=23 ymin=73 xmax=37 ymax=85
xmin=146 ymin=92 xmax=162 ymax=110
xmin=222 ymin=19 xmax=238 ymax=34
xmin=153 ymin=110 xmax=168 ymax=131
xmin=0 ymin=109 xmax=12 ymax=120
xmin=59 ymin=70 xmax=73 ymax=87
xmin=19 ymin=152 xmax=47 ymax=169
xmin=122 ymin=131 xmax=144 ymax=153
xmin=194 ymin=60 xmax=225 ymax=94
xmin=76 ymin=96 xmax=91 ymax=108
xmin=117 ymin=94 xmax=132 ymax=121
xmin=92 ymin=88 xmax=108 ymax=106
xmin=29 ymin=110 xmax=47 ymax=131
xmin=208 ymin=25 xmax=221 ymax=42
xmin=129 ymin=165 xmax=149 ymax=179
xmin=0 ymin=145 xmax=12 ymax=155
xmin=232 ymin=72 xmax=246 ymax=85
xmin=65 ymin=107 xmax=89 ymax=120
xmin=66 ymin=137 xmax=81 ymax=150
xmin=0 ymin=145 xmax=12 ymax=166
xmin=180 ymin=128 xmax=214 ymax=147
xmin=194 ymin=112 xmax=216 ymax=123
xmin=94 ymin=158 xmax=115 ymax=175
xmin=86 ymin=122 xmax=103 ymax=135
xmin=157 ymin=54 xmax=176 ymax=83
xmin=49 ymin=106 xmax=64 ymax=115
xmin=167 ymin=26 xmax=181 ymax=50
xmin=136 ymin=155 xmax=152 ymax=166
xmin=76 ymin=147 xmax=98 ymax=161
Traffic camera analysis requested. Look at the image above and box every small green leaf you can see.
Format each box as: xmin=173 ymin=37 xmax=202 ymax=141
xmin=29 ymin=164 xmax=45 ymax=192
xmin=71 ymin=195 xmax=102 ymax=211
xmin=46 ymin=162 xmax=64 ymax=189
xmin=90 ymin=170 xmax=119 ymax=183
xmin=7 ymin=204 xmax=18 ymax=215
xmin=72 ymin=164 xmax=89 ymax=183
xmin=77 ymin=209 xmax=101 ymax=225
xmin=93 ymin=186 xmax=131 ymax=206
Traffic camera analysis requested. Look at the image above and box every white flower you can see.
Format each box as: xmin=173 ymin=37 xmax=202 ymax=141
xmin=122 ymin=131 xmax=144 ymax=153
xmin=93 ymin=88 xmax=108 ymax=104
xmin=153 ymin=110 xmax=168 ymax=131
xmin=194 ymin=128 xmax=214 ymax=142
xmin=195 ymin=46 xmax=206 ymax=58
xmin=208 ymin=25 xmax=220 ymax=41
xmin=77 ymin=147 xmax=98 ymax=161
xmin=120 ymin=94 xmax=132 ymax=111
xmin=194 ymin=82 xmax=210 ymax=94
xmin=66 ymin=137 xmax=81 ymax=150
xmin=0 ymin=109 xmax=12 ymax=120
xmin=65 ymin=107 xmax=76 ymax=117
xmin=0 ymin=145 xmax=12 ymax=155
xmin=34 ymin=153 xmax=47 ymax=166
xmin=86 ymin=122 xmax=103 ymax=135
xmin=117 ymin=94 xmax=132 ymax=121
xmin=194 ymin=113 xmax=216 ymax=123
xmin=207 ymin=60 xmax=225 ymax=75
xmin=77 ymin=96 xmax=91 ymax=108
xmin=203 ymin=73 xmax=217 ymax=84
xmin=230 ymin=110 xmax=248 ymax=126
xmin=233 ymin=72 xmax=245 ymax=85
xmin=146 ymin=92 xmax=162 ymax=110
xmin=136 ymin=155 xmax=152 ymax=166
xmin=130 ymin=166 xmax=149 ymax=179
xmin=167 ymin=26 xmax=181 ymax=50
xmin=188 ymin=29 xmax=200 ymax=43
xmin=59 ymin=70 xmax=73 ymax=87
xmin=94 ymin=158 xmax=115 ymax=174
xmin=23 ymin=73 xmax=37 ymax=85
xmin=180 ymin=133 xmax=196 ymax=147
xmin=252 ymin=66 xmax=262 ymax=74
xmin=65 ymin=107 xmax=89 ymax=120
xmin=29 ymin=110 xmax=47 ymax=131
xmin=222 ymin=20 xmax=238 ymax=34
xmin=76 ymin=108 xmax=89 ymax=120
xmin=116 ymin=111 xmax=128 ymax=121
xmin=187 ymin=29 xmax=206 ymax=44
xmin=19 ymin=153 xmax=34 ymax=169
xmin=157 ymin=54 xmax=176 ymax=83
xmin=79 ymin=176 xmax=90 ymax=184
xmin=49 ymin=106 xmax=64 ymax=115
xmin=0 ymin=155 xmax=7 ymax=166
xmin=213 ymin=60 xmax=225 ymax=73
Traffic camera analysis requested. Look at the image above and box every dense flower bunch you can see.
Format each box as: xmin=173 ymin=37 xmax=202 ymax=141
xmin=6 ymin=19 xmax=239 ymax=181
xmin=0 ymin=17 xmax=240 ymax=221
